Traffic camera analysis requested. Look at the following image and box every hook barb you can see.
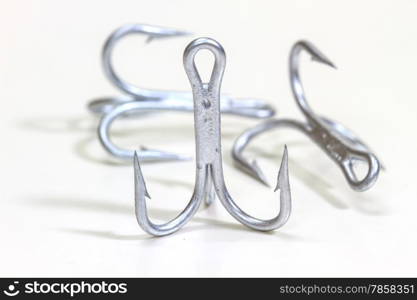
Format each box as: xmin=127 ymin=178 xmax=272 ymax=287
xmin=295 ymin=40 xmax=337 ymax=69
xmin=134 ymin=151 xmax=151 ymax=199
xmin=274 ymin=145 xmax=289 ymax=192
xmin=250 ymin=159 xmax=271 ymax=187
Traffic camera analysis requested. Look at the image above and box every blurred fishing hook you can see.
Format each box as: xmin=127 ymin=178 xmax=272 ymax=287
xmin=232 ymin=40 xmax=381 ymax=191
xmin=88 ymin=23 xmax=274 ymax=119
xmin=89 ymin=23 xmax=275 ymax=163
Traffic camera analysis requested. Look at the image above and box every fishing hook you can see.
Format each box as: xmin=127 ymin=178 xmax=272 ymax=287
xmin=134 ymin=37 xmax=291 ymax=236
xmin=232 ymin=40 xmax=381 ymax=191
xmin=89 ymin=23 xmax=276 ymax=163
xmin=88 ymin=23 xmax=274 ymax=119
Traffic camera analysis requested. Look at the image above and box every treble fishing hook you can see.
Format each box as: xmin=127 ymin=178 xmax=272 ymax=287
xmin=97 ymin=95 xmax=273 ymax=162
xmin=232 ymin=40 xmax=381 ymax=192
xmin=89 ymin=23 xmax=276 ymax=163
xmin=88 ymin=23 xmax=274 ymax=119
xmin=134 ymin=37 xmax=291 ymax=236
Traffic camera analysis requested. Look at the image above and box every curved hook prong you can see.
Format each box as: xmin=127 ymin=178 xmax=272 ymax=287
xmin=134 ymin=151 xmax=205 ymax=236
xmin=213 ymin=146 xmax=292 ymax=231
xmin=99 ymin=101 xmax=192 ymax=162
xmin=290 ymin=40 xmax=336 ymax=116
xmin=102 ymin=23 xmax=192 ymax=99
xmin=232 ymin=118 xmax=308 ymax=187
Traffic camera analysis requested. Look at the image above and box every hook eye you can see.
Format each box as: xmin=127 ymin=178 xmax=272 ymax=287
xmin=183 ymin=37 xmax=226 ymax=94
xmin=102 ymin=23 xmax=192 ymax=98
xmin=340 ymin=149 xmax=380 ymax=191
xmin=309 ymin=120 xmax=381 ymax=191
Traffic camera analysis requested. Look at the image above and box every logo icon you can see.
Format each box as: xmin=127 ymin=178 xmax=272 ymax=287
xmin=3 ymin=281 xmax=20 ymax=297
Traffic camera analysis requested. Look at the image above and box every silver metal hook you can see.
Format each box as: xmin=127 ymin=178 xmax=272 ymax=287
xmin=103 ymin=23 xmax=191 ymax=99
xmin=97 ymin=96 xmax=275 ymax=162
xmin=134 ymin=37 xmax=292 ymax=236
xmin=88 ymin=23 xmax=275 ymax=119
xmin=93 ymin=23 xmax=275 ymax=164
xmin=233 ymin=40 xmax=381 ymax=191
xmin=98 ymin=100 xmax=192 ymax=162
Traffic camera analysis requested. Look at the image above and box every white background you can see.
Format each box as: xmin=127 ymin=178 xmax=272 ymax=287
xmin=1 ymin=0 xmax=416 ymax=277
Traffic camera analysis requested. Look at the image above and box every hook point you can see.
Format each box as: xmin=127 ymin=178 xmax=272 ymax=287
xmin=311 ymin=55 xmax=337 ymax=69
xmin=251 ymin=159 xmax=271 ymax=187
